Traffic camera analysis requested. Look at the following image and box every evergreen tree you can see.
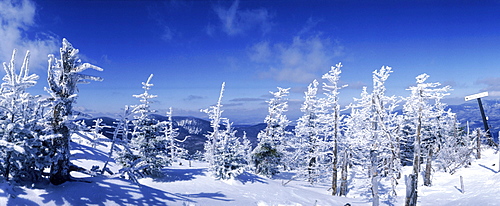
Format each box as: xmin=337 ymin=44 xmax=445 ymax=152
xmin=119 ymin=74 xmax=167 ymax=179
xmin=252 ymin=87 xmax=290 ymax=177
xmin=45 ymin=39 xmax=103 ymax=185
xmin=202 ymin=83 xmax=246 ymax=179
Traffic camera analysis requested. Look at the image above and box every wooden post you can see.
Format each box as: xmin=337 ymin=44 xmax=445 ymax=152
xmin=460 ymin=176 xmax=464 ymax=194
xmin=477 ymin=128 xmax=481 ymax=159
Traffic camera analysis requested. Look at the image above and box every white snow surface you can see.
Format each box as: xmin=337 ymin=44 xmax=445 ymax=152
xmin=1 ymin=132 xmax=499 ymax=205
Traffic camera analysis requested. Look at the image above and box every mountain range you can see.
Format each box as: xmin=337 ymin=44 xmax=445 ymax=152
xmin=79 ymin=99 xmax=500 ymax=154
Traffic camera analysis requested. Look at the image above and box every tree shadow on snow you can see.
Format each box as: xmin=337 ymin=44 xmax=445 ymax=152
xmin=0 ymin=183 xmax=39 ymax=206
xmin=155 ymin=168 xmax=205 ymax=183
xmin=38 ymin=176 xmax=234 ymax=205
xmin=70 ymin=141 xmax=111 ymax=163
xmin=37 ymin=176 xmax=221 ymax=205
xmin=478 ymin=164 xmax=498 ymax=173
xmin=235 ymin=172 xmax=267 ymax=185
xmin=183 ymin=192 xmax=232 ymax=202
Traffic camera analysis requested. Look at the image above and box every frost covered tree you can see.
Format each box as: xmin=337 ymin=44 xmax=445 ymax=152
xmin=45 ymin=39 xmax=103 ymax=185
xmin=202 ymin=82 xmax=247 ymax=179
xmin=370 ymin=66 xmax=401 ymax=203
xmin=89 ymin=118 xmax=110 ymax=148
xmin=252 ymin=87 xmax=290 ymax=177
xmin=294 ymin=79 xmax=327 ymax=184
xmin=163 ymin=107 xmax=187 ymax=164
xmin=434 ymin=112 xmax=472 ymax=174
xmin=342 ymin=66 xmax=401 ymax=204
xmin=403 ymin=73 xmax=451 ymax=206
xmin=102 ymin=106 xmax=132 ymax=175
xmin=118 ymin=74 xmax=167 ymax=180
xmin=0 ymin=50 xmax=48 ymax=183
xmin=321 ymin=63 xmax=346 ymax=195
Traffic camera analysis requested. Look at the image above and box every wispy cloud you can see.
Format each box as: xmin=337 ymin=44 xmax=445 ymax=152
xmin=184 ymin=95 xmax=205 ymax=101
xmin=252 ymin=35 xmax=344 ymax=83
xmin=0 ymin=0 xmax=58 ymax=71
xmin=230 ymin=97 xmax=266 ymax=102
xmin=476 ymin=77 xmax=500 ymax=96
xmin=212 ymin=0 xmax=273 ymax=36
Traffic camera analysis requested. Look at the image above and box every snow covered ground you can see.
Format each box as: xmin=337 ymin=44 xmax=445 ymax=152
xmin=1 ymin=133 xmax=499 ymax=206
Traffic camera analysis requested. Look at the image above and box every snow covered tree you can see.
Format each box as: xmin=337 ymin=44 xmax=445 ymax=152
xmin=252 ymin=87 xmax=290 ymax=177
xmin=294 ymin=79 xmax=327 ymax=184
xmin=0 ymin=49 xmax=48 ymax=183
xmin=163 ymin=107 xmax=187 ymax=164
xmin=369 ymin=66 xmax=401 ymax=203
xmin=202 ymin=82 xmax=225 ymax=171
xmin=343 ymin=66 xmax=401 ymax=204
xmin=434 ymin=113 xmax=472 ymax=174
xmin=102 ymin=106 xmax=132 ymax=175
xmin=89 ymin=118 xmax=110 ymax=148
xmin=118 ymin=74 xmax=167 ymax=179
xmin=403 ymin=73 xmax=451 ymax=206
xmin=321 ymin=63 xmax=346 ymax=195
xmin=202 ymin=82 xmax=247 ymax=179
xmin=45 ymin=39 xmax=103 ymax=185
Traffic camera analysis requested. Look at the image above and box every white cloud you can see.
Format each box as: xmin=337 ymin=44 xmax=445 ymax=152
xmin=213 ymin=0 xmax=273 ymax=36
xmin=248 ymin=41 xmax=271 ymax=63
xmin=253 ymin=35 xmax=344 ymax=83
xmin=0 ymin=0 xmax=58 ymax=71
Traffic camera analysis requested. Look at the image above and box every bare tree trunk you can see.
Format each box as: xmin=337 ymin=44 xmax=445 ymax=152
xmin=424 ymin=146 xmax=433 ymax=186
xmin=340 ymin=149 xmax=348 ymax=196
xmin=331 ymin=138 xmax=338 ymax=196
xmin=370 ymin=150 xmax=379 ymax=206
xmin=49 ymin=102 xmax=72 ymax=185
xmin=4 ymin=152 xmax=11 ymax=181
xmin=406 ymin=109 xmax=422 ymax=206
xmin=405 ymin=174 xmax=418 ymax=206
xmin=308 ymin=156 xmax=316 ymax=183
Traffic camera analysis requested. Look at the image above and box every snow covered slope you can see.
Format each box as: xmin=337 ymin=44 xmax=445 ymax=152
xmin=1 ymin=132 xmax=499 ymax=205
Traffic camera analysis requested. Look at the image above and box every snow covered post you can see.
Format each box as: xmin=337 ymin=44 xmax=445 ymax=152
xmin=460 ymin=175 xmax=464 ymax=194
xmin=46 ymin=39 xmax=103 ymax=185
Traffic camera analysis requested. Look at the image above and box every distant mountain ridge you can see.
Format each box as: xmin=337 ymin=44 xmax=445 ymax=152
xmin=78 ymin=99 xmax=500 ymax=154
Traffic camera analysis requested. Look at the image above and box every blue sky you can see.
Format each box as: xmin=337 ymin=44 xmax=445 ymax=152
xmin=1 ymin=0 xmax=500 ymax=124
